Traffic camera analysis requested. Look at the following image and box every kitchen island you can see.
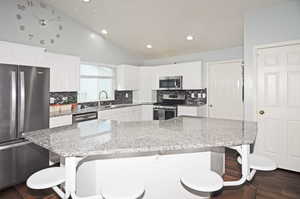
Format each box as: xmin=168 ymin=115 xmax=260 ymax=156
xmin=23 ymin=116 xmax=257 ymax=199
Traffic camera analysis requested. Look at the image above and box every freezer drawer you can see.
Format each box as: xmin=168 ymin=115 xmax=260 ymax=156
xmin=0 ymin=140 xmax=49 ymax=190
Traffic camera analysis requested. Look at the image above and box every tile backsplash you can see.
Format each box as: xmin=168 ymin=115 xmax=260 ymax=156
xmin=157 ymin=89 xmax=207 ymax=105
xmin=76 ymin=90 xmax=133 ymax=107
xmin=115 ymin=90 xmax=133 ymax=104
xmin=185 ymin=88 xmax=207 ymax=105
xmin=50 ymin=92 xmax=77 ymax=105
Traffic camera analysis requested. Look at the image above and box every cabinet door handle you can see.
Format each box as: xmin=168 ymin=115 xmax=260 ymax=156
xmin=259 ymin=110 xmax=265 ymax=115
xmin=208 ymin=104 xmax=213 ymax=108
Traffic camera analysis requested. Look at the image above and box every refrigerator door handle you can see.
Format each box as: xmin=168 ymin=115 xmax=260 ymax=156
xmin=20 ymin=71 xmax=25 ymax=133
xmin=0 ymin=140 xmax=30 ymax=151
xmin=10 ymin=71 xmax=17 ymax=138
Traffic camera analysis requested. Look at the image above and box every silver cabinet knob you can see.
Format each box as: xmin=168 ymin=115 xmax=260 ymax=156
xmin=259 ymin=110 xmax=265 ymax=115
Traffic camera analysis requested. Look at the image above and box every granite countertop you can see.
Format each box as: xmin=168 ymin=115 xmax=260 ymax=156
xmin=23 ymin=116 xmax=257 ymax=158
xmin=50 ymin=103 xmax=154 ymax=118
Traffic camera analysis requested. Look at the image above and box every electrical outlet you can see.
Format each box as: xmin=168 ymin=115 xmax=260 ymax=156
xmin=50 ymin=97 xmax=55 ymax=104
xmin=191 ymin=93 xmax=195 ymax=98
xmin=198 ymin=93 xmax=202 ymax=98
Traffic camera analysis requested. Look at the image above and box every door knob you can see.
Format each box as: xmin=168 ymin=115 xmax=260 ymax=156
xmin=259 ymin=110 xmax=265 ymax=115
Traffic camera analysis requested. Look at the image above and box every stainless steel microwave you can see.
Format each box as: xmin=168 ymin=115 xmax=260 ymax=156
xmin=159 ymin=76 xmax=183 ymax=90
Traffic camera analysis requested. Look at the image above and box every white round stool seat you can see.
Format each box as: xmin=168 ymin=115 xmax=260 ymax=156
xmin=27 ymin=167 xmax=65 ymax=190
xmin=101 ymin=180 xmax=145 ymax=199
xmin=180 ymin=170 xmax=223 ymax=193
xmin=237 ymin=154 xmax=277 ymax=171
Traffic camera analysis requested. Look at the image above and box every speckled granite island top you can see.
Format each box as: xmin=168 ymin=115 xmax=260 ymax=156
xmin=23 ymin=116 xmax=257 ymax=158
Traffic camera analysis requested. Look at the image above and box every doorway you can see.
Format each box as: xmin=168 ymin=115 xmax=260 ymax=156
xmin=207 ymin=60 xmax=244 ymax=120
xmin=254 ymin=41 xmax=300 ymax=172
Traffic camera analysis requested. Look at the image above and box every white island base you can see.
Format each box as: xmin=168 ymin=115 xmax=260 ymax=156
xmin=75 ymin=150 xmax=225 ymax=199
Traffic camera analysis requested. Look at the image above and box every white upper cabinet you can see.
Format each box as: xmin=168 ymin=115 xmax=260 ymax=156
xmin=150 ymin=61 xmax=203 ymax=90
xmin=179 ymin=61 xmax=202 ymax=89
xmin=41 ymin=52 xmax=80 ymax=92
xmin=0 ymin=41 xmax=80 ymax=92
xmin=0 ymin=41 xmax=45 ymax=66
xmin=116 ymin=65 xmax=140 ymax=90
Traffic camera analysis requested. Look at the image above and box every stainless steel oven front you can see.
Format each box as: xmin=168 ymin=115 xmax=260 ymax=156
xmin=153 ymin=106 xmax=177 ymax=120
xmin=159 ymin=76 xmax=183 ymax=90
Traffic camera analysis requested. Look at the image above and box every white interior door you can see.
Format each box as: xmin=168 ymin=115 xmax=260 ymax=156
xmin=208 ymin=60 xmax=243 ymax=120
xmin=255 ymin=43 xmax=300 ymax=172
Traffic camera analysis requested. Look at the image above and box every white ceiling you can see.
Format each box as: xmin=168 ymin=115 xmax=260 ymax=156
xmin=45 ymin=0 xmax=289 ymax=59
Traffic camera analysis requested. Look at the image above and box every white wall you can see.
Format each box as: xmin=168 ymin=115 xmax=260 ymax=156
xmin=0 ymin=0 xmax=144 ymax=65
xmin=244 ymin=1 xmax=300 ymax=121
xmin=143 ymin=46 xmax=243 ymax=66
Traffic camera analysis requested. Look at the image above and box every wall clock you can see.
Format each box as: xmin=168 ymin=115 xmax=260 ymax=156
xmin=16 ymin=0 xmax=63 ymax=45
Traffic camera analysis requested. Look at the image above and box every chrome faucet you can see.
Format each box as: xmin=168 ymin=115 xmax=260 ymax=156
xmin=99 ymin=90 xmax=109 ymax=100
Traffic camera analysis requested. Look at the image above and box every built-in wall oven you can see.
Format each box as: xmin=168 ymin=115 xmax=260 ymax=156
xmin=159 ymin=76 xmax=183 ymax=90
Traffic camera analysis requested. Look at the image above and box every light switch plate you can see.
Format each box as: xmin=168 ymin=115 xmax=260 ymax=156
xmin=50 ymin=97 xmax=55 ymax=104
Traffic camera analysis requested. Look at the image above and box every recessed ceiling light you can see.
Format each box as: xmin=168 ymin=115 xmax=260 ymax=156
xmin=82 ymin=0 xmax=91 ymax=3
xmin=101 ymin=29 xmax=108 ymax=35
xmin=186 ymin=35 xmax=194 ymax=41
xmin=146 ymin=44 xmax=152 ymax=49
xmin=90 ymin=33 xmax=96 ymax=38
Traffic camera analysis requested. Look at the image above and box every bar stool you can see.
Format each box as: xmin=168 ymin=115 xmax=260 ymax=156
xmin=180 ymin=170 xmax=223 ymax=198
xmin=97 ymin=156 xmax=156 ymax=199
xmin=237 ymin=154 xmax=277 ymax=181
xmin=101 ymin=180 xmax=145 ymax=199
xmin=26 ymin=167 xmax=66 ymax=198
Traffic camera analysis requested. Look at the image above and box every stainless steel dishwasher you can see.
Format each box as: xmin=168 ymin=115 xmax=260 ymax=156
xmin=72 ymin=111 xmax=98 ymax=123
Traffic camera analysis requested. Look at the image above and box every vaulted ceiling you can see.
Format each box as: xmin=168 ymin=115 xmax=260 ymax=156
xmin=45 ymin=0 xmax=289 ymax=59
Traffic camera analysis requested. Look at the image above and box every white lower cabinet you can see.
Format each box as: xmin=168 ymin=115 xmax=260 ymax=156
xmin=178 ymin=105 xmax=207 ymax=117
xmin=49 ymin=115 xmax=73 ymax=128
xmin=141 ymin=105 xmax=154 ymax=121
xmin=98 ymin=105 xmax=154 ymax=121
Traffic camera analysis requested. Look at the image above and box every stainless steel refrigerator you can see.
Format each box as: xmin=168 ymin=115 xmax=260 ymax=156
xmin=0 ymin=64 xmax=49 ymax=190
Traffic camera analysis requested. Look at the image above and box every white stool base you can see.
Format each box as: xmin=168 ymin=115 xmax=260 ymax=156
xmin=52 ymin=186 xmax=65 ymax=198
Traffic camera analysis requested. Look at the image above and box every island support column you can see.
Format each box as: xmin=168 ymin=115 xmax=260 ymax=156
xmin=64 ymin=157 xmax=82 ymax=199
xmin=224 ymin=144 xmax=250 ymax=186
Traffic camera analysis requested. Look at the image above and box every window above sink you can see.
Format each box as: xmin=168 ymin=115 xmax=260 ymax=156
xmin=78 ymin=63 xmax=116 ymax=102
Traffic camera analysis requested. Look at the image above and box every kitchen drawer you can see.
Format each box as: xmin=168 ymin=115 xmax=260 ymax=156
xmin=49 ymin=115 xmax=72 ymax=128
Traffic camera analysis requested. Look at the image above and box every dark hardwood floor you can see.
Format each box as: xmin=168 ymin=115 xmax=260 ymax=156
xmin=0 ymin=149 xmax=299 ymax=199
